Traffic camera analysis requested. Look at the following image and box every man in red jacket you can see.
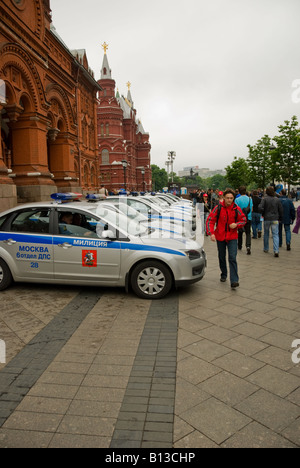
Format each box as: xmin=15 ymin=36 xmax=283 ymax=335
xmin=206 ymin=188 xmax=247 ymax=289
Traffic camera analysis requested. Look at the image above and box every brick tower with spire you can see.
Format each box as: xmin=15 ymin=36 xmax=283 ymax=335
xmin=97 ymin=44 xmax=151 ymax=192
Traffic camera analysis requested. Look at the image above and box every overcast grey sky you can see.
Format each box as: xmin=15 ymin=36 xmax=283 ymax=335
xmin=51 ymin=0 xmax=300 ymax=173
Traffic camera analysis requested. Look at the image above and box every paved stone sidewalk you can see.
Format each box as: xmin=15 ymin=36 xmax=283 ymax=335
xmin=0 ymin=291 xmax=150 ymax=447
xmin=0 ymin=207 xmax=299 ymax=448
xmin=174 ymin=207 xmax=300 ymax=448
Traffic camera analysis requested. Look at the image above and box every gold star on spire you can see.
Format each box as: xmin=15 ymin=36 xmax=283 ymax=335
xmin=102 ymin=42 xmax=109 ymax=54
xmin=127 ymin=81 xmax=131 ymax=90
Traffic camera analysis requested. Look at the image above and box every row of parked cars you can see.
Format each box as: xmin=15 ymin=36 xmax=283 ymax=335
xmin=0 ymin=192 xmax=207 ymax=299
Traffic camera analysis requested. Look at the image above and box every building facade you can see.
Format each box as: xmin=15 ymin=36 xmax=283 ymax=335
xmin=97 ymin=48 xmax=151 ymax=193
xmin=0 ymin=0 xmax=101 ymax=210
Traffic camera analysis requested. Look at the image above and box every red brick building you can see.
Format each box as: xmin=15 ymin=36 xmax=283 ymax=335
xmin=97 ymin=48 xmax=152 ymax=193
xmin=0 ymin=0 xmax=101 ymax=209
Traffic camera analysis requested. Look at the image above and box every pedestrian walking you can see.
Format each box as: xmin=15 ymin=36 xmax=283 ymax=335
xmin=99 ymin=185 xmax=108 ymax=199
xmin=293 ymin=205 xmax=300 ymax=234
xmin=202 ymin=194 xmax=211 ymax=236
xmin=206 ymin=188 xmax=247 ymax=289
xmin=211 ymin=191 xmax=224 ymax=209
xmin=258 ymin=186 xmax=283 ymax=257
xmin=215 ymin=191 xmax=224 ymax=208
xmin=251 ymin=190 xmax=262 ymax=239
xmin=211 ymin=190 xmax=218 ymax=208
xmin=235 ymin=186 xmax=253 ymax=255
xmin=279 ymin=190 xmax=296 ymax=250
xmin=191 ymin=190 xmax=198 ymax=206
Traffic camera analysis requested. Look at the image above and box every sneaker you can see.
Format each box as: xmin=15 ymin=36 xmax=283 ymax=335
xmin=287 ymin=244 xmax=291 ymax=251
xmin=264 ymin=250 xmax=269 ymax=253
xmin=247 ymin=247 xmax=251 ymax=255
xmin=220 ymin=276 xmax=227 ymax=282
xmin=258 ymin=232 xmax=262 ymax=238
xmin=231 ymin=282 xmax=240 ymax=289
xmin=274 ymin=252 xmax=279 ymax=258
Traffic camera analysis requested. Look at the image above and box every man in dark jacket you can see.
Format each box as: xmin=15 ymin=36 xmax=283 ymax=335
xmin=207 ymin=188 xmax=247 ymax=289
xmin=279 ymin=190 xmax=296 ymax=250
xmin=258 ymin=186 xmax=283 ymax=257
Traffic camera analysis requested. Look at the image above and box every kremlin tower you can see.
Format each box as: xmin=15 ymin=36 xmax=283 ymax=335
xmin=97 ymin=44 xmax=152 ymax=192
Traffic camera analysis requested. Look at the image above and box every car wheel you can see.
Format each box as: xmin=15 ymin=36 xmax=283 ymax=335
xmin=0 ymin=259 xmax=13 ymax=291
xmin=131 ymin=261 xmax=173 ymax=300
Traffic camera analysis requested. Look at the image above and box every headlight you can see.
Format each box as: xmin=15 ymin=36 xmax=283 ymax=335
xmin=185 ymin=250 xmax=201 ymax=260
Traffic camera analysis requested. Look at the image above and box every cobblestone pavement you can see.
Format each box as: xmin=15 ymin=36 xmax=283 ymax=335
xmin=0 ymin=208 xmax=299 ymax=448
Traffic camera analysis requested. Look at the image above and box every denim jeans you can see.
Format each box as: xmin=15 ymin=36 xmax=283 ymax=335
xmin=217 ymin=240 xmax=239 ymax=283
xmin=238 ymin=220 xmax=251 ymax=249
xmin=263 ymin=220 xmax=279 ymax=253
xmin=279 ymin=223 xmax=292 ymax=246
xmin=252 ymin=212 xmax=262 ymax=238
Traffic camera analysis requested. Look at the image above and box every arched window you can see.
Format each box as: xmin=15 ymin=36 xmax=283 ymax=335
xmin=101 ymin=149 xmax=109 ymax=165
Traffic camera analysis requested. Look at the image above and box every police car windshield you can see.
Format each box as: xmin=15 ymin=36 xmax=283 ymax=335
xmin=104 ymin=202 xmax=148 ymax=223
xmin=145 ymin=197 xmax=169 ymax=209
xmin=87 ymin=207 xmax=148 ymax=237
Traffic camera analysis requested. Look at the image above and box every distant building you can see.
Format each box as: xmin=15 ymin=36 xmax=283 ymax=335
xmin=97 ymin=47 xmax=152 ymax=192
xmin=178 ymin=166 xmax=226 ymax=178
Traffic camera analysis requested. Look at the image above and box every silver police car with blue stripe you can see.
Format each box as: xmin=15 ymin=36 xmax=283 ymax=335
xmin=0 ymin=195 xmax=206 ymax=299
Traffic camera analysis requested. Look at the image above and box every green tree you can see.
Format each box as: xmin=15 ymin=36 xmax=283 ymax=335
xmin=181 ymin=175 xmax=205 ymax=188
xmin=225 ymin=157 xmax=250 ymax=189
xmin=169 ymin=172 xmax=182 ymax=185
xmin=206 ymin=174 xmax=229 ymax=191
xmin=151 ymin=165 xmax=168 ymax=191
xmin=247 ymin=135 xmax=273 ymax=191
xmin=273 ymin=116 xmax=300 ymax=193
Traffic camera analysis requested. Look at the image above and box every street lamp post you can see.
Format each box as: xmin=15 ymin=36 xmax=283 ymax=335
xmin=168 ymin=151 xmax=176 ymax=183
xmin=122 ymin=159 xmax=128 ymax=191
xmin=165 ymin=160 xmax=171 ymax=180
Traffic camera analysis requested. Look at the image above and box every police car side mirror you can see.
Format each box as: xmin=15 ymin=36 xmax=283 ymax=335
xmin=101 ymin=230 xmax=115 ymax=240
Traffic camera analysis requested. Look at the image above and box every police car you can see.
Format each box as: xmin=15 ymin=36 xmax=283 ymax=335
xmin=106 ymin=196 xmax=196 ymax=230
xmin=157 ymin=193 xmax=193 ymax=208
xmin=96 ymin=201 xmax=195 ymax=240
xmin=0 ymin=194 xmax=206 ymax=299
xmin=142 ymin=195 xmax=196 ymax=221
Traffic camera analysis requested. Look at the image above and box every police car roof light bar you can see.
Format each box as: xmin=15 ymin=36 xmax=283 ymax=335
xmin=51 ymin=193 xmax=83 ymax=203
xmin=86 ymin=194 xmax=102 ymax=202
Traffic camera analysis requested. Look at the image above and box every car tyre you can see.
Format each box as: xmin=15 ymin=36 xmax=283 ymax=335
xmin=0 ymin=259 xmax=13 ymax=291
xmin=131 ymin=260 xmax=173 ymax=300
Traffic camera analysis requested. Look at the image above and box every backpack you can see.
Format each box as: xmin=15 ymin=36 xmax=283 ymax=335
xmin=215 ymin=203 xmax=239 ymax=227
xmin=242 ymin=198 xmax=251 ymax=217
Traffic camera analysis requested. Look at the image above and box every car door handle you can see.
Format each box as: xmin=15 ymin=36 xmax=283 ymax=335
xmin=2 ymin=239 xmax=17 ymax=245
xmin=57 ymin=242 xmax=73 ymax=249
